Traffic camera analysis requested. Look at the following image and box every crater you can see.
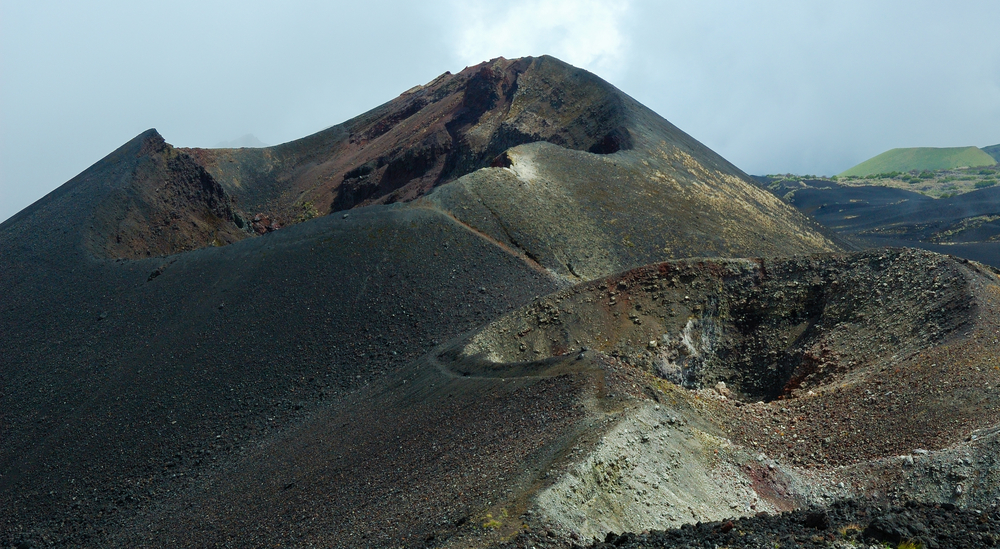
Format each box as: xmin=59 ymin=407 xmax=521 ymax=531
xmin=454 ymin=249 xmax=975 ymax=401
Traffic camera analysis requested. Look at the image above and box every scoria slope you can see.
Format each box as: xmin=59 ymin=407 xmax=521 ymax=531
xmin=0 ymin=203 xmax=561 ymax=547
xmin=90 ymin=248 xmax=1000 ymax=548
xmin=185 ymin=55 xmax=639 ymax=219
xmin=1 ymin=56 xmax=847 ymax=548
xmin=59 ymin=55 xmax=843 ymax=262
xmin=450 ymin=248 xmax=1000 ymax=545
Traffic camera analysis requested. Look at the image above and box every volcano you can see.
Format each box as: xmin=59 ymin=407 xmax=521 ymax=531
xmin=3 ymin=57 xmax=996 ymax=549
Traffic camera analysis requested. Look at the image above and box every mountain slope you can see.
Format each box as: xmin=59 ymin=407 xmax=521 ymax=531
xmin=185 ymin=56 xmax=637 ymax=219
xmin=753 ymin=175 xmax=1000 ymax=268
xmin=0 ymin=204 xmax=562 ymax=546
xmin=46 ymin=55 xmax=842 ymax=262
xmin=983 ymin=143 xmax=1000 ymax=163
xmin=839 ymin=146 xmax=996 ymax=177
xmin=428 ymin=141 xmax=839 ymax=282
xmin=0 ymin=56 xmax=848 ymax=547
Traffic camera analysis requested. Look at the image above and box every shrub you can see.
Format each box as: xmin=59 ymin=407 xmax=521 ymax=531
xmin=975 ymin=179 xmax=997 ymax=189
xmin=296 ymin=201 xmax=319 ymax=222
xmin=919 ymin=170 xmax=935 ymax=179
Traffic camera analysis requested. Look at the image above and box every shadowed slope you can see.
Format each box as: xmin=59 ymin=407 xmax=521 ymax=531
xmin=105 ymin=352 xmax=604 ymax=548
xmin=0 ymin=129 xmax=250 ymax=261
xmin=0 ymin=205 xmax=559 ymax=546
xmin=85 ymin=131 xmax=251 ymax=259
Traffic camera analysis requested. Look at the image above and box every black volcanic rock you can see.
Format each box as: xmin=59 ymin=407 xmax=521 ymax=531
xmin=85 ymin=130 xmax=250 ymax=258
xmin=568 ymin=501 xmax=1000 ymax=549
xmin=0 ymin=56 xmax=851 ymax=547
xmin=755 ymin=175 xmax=1000 ymax=268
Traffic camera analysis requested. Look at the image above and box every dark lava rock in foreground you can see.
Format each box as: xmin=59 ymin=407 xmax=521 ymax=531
xmin=564 ymin=500 xmax=1000 ymax=549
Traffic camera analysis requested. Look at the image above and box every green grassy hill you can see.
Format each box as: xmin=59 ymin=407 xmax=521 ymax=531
xmin=982 ymin=144 xmax=1000 ymax=163
xmin=839 ymin=146 xmax=996 ymax=177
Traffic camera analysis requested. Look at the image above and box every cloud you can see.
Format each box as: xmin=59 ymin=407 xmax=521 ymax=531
xmin=5 ymin=1 xmax=1000 ymax=222
xmin=612 ymin=1 xmax=1000 ymax=176
xmin=449 ymin=0 xmax=631 ymax=80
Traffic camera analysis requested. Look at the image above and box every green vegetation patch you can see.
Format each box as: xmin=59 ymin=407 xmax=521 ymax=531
xmin=761 ymin=163 xmax=1000 ymax=200
xmin=839 ymin=146 xmax=997 ymax=177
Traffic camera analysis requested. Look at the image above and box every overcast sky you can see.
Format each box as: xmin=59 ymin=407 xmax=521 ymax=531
xmin=3 ymin=1 xmax=999 ymax=222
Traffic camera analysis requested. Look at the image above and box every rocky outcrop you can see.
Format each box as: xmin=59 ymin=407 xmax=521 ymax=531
xmin=189 ymin=56 xmax=637 ymax=218
xmin=459 ymin=248 xmax=973 ymax=400
xmin=85 ymin=130 xmax=250 ymax=259
xmin=443 ymin=249 xmax=1000 ymax=542
xmin=70 ymin=56 xmax=841 ymax=262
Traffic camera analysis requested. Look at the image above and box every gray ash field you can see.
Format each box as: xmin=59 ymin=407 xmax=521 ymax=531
xmin=753 ymin=174 xmax=1000 ymax=268
xmin=2 ymin=56 xmax=999 ymax=548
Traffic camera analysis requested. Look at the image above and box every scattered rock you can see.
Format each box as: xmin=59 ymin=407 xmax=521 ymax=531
xmin=251 ymin=213 xmax=281 ymax=234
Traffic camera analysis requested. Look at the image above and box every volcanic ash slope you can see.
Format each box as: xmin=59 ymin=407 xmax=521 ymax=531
xmin=0 ymin=56 xmax=849 ymax=547
xmin=72 ymin=55 xmax=843 ymax=266
xmin=448 ymin=248 xmax=1000 ymax=541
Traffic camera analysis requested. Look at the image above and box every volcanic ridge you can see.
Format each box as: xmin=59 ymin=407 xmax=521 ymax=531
xmin=2 ymin=56 xmax=1000 ymax=549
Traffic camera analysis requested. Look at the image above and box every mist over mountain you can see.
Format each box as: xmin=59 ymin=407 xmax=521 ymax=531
xmin=213 ymin=134 xmax=269 ymax=148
